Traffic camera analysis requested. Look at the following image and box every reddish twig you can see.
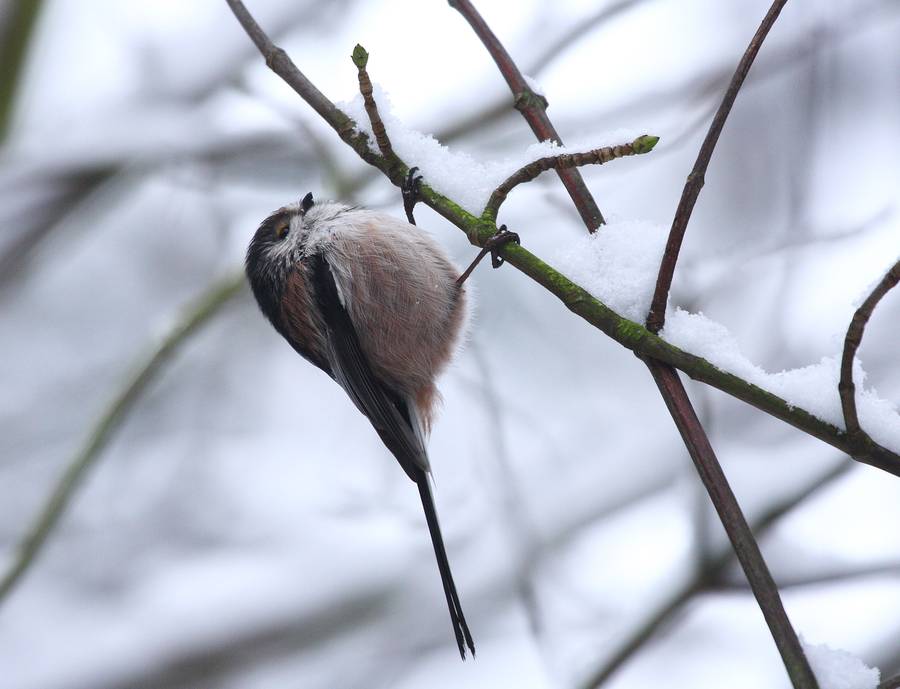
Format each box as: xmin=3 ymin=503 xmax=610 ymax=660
xmin=839 ymin=258 xmax=900 ymax=437
xmin=483 ymin=135 xmax=659 ymax=220
xmin=645 ymin=0 xmax=789 ymax=333
xmin=448 ymin=0 xmax=605 ymax=230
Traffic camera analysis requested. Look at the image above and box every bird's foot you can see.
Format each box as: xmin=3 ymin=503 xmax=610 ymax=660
xmin=484 ymin=225 xmax=520 ymax=268
xmin=456 ymin=225 xmax=520 ymax=286
xmin=402 ymin=166 xmax=422 ymax=225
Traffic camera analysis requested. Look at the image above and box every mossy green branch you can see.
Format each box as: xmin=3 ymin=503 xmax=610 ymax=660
xmin=472 ymin=239 xmax=900 ymax=477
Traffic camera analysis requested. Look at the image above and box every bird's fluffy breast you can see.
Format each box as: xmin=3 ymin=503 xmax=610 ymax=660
xmin=320 ymin=211 xmax=467 ymax=427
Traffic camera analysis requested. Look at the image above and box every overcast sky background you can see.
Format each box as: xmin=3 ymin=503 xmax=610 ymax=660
xmin=1 ymin=1 xmax=899 ymax=688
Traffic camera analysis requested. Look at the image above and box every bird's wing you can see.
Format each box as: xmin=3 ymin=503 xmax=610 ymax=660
xmin=309 ymin=252 xmax=430 ymax=479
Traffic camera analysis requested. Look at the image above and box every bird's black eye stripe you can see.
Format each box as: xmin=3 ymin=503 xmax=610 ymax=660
xmin=275 ymin=221 xmax=290 ymax=240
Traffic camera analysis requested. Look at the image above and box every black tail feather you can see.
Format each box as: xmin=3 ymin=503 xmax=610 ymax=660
xmin=416 ymin=475 xmax=475 ymax=659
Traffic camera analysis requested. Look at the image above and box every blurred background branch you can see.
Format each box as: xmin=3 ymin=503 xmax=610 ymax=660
xmin=0 ymin=272 xmax=245 ymax=605
xmin=0 ymin=0 xmax=44 ymax=141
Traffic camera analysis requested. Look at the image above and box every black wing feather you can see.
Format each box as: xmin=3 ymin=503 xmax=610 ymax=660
xmin=310 ymin=253 xmax=428 ymax=480
xmin=309 ymin=252 xmax=475 ymax=658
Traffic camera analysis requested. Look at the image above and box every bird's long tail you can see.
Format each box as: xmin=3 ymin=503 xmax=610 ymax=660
xmin=416 ymin=475 xmax=475 ymax=659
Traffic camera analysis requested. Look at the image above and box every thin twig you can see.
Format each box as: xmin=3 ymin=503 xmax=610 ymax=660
xmin=437 ymin=0 xmax=652 ymax=144
xmin=0 ymin=273 xmax=245 ymax=606
xmin=483 ymin=135 xmax=659 ymax=220
xmin=224 ymin=0 xmax=382 ymax=171
xmin=714 ymin=561 xmax=900 ymax=591
xmin=469 ymin=343 xmax=546 ymax=642
xmin=839 ymin=258 xmax=900 ymax=437
xmin=351 ymin=44 xmax=395 ymax=162
xmin=448 ymin=0 xmax=605 ymax=230
xmin=645 ymin=0 xmax=789 ymax=333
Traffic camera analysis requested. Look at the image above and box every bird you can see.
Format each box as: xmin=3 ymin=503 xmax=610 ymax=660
xmin=244 ymin=188 xmax=517 ymax=659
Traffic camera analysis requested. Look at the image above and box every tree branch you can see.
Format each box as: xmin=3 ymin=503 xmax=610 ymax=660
xmin=0 ymin=273 xmax=245 ymax=606
xmin=351 ymin=44 xmax=396 ymax=164
xmin=483 ymin=135 xmax=659 ymax=220
xmin=223 ymin=0 xmax=383 ymax=173
xmin=714 ymin=560 xmax=900 ymax=591
xmin=448 ymin=0 xmax=605 ymax=230
xmin=645 ymin=0 xmax=789 ymax=333
xmin=643 ymin=361 xmax=817 ymax=688
xmin=839 ymin=258 xmax=900 ymax=437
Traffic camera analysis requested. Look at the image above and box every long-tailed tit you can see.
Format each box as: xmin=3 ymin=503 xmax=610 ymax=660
xmin=245 ymin=189 xmax=517 ymax=658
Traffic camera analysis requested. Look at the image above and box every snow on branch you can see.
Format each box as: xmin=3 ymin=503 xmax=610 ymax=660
xmin=803 ymin=640 xmax=881 ymax=689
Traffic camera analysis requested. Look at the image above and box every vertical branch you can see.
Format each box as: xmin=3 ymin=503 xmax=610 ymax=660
xmin=448 ymin=0 xmax=605 ymax=230
xmin=581 ymin=458 xmax=851 ymax=688
xmin=645 ymin=0 xmax=789 ymax=333
xmin=839 ymin=258 xmax=900 ymax=437
xmin=645 ymin=361 xmax=818 ymax=688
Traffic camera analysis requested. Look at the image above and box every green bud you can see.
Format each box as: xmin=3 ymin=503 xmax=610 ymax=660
xmin=351 ymin=44 xmax=369 ymax=69
xmin=632 ymin=134 xmax=660 ymax=154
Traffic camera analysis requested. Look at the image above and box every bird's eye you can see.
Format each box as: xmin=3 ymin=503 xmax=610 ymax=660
xmin=275 ymin=223 xmax=290 ymax=240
